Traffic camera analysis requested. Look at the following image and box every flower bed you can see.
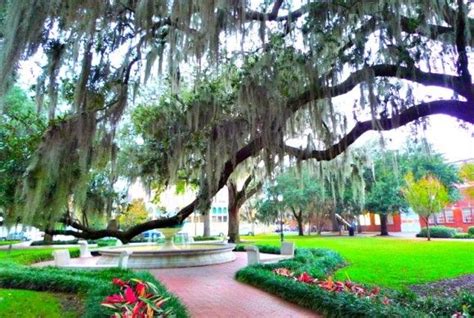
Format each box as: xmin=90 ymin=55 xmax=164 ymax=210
xmin=0 ymin=262 xmax=188 ymax=317
xmin=235 ymin=246 xmax=474 ymax=317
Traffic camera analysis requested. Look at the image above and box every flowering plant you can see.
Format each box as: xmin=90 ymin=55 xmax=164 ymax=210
xmin=273 ymin=268 xmax=389 ymax=304
xmin=102 ymin=278 xmax=172 ymax=317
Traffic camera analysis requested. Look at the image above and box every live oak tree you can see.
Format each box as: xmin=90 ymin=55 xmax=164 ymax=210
xmin=1 ymin=1 xmax=473 ymax=242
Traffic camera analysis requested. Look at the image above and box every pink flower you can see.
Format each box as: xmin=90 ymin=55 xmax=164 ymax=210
xmin=125 ymin=286 xmax=138 ymax=303
xmin=112 ymin=278 xmax=127 ymax=287
xmin=297 ymin=272 xmax=314 ymax=283
xmin=135 ymin=282 xmax=147 ymax=297
xmin=104 ymin=294 xmax=125 ymax=304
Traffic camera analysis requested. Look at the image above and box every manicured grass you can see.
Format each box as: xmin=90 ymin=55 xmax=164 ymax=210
xmin=0 ymin=240 xmax=20 ymax=246
xmin=0 ymin=288 xmax=78 ymax=318
xmin=242 ymin=235 xmax=474 ymax=290
xmin=0 ymin=247 xmax=79 ymax=265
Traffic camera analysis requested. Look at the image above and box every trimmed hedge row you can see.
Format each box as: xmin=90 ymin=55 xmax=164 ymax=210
xmin=416 ymin=226 xmax=457 ymax=238
xmin=469 ymin=226 xmax=474 ymax=236
xmin=0 ymin=263 xmax=189 ymax=318
xmin=235 ymin=247 xmax=474 ymax=317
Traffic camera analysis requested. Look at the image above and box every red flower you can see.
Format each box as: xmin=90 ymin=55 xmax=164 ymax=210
xmin=113 ymin=278 xmax=127 ymax=287
xmin=297 ymin=272 xmax=314 ymax=283
xmin=125 ymin=286 xmax=138 ymax=303
xmin=104 ymin=294 xmax=125 ymax=304
xmin=135 ymin=282 xmax=147 ymax=297
xmin=132 ymin=300 xmax=145 ymax=315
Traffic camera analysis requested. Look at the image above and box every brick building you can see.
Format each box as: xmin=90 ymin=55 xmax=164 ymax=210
xmin=360 ymin=182 xmax=474 ymax=233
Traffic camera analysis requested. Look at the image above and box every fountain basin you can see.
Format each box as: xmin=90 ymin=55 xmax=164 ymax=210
xmin=97 ymin=243 xmax=236 ymax=268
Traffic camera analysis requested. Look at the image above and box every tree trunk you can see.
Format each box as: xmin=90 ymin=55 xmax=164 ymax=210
xmin=380 ymin=214 xmax=389 ymax=236
xmin=44 ymin=233 xmax=53 ymax=243
xmin=203 ymin=211 xmax=211 ymax=237
xmin=297 ymin=211 xmax=304 ymax=236
xmin=331 ymin=211 xmax=339 ymax=232
xmin=357 ymin=217 xmax=362 ymax=233
xmin=227 ymin=182 xmax=240 ymax=243
xmin=426 ymin=222 xmax=431 ymax=241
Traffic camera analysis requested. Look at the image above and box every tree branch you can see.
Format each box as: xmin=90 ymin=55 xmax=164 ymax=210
xmin=283 ymin=100 xmax=474 ymax=160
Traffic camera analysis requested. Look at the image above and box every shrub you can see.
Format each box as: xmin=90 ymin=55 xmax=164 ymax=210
xmin=96 ymin=239 xmax=118 ymax=247
xmin=453 ymin=233 xmax=473 ymax=239
xmin=416 ymin=226 xmax=457 ymax=238
xmin=0 ymin=263 xmax=188 ymax=317
xmin=468 ymin=227 xmax=474 ymax=236
xmin=235 ymin=247 xmax=474 ymax=317
xmin=193 ymin=236 xmax=220 ymax=241
xmin=31 ymin=240 xmax=79 ymax=246
xmin=234 ymin=244 xmax=281 ymax=255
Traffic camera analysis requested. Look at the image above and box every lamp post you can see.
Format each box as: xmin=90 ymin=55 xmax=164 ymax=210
xmin=277 ymin=194 xmax=284 ymax=242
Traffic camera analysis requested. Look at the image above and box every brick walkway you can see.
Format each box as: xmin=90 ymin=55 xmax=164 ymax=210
xmin=149 ymin=252 xmax=319 ymax=318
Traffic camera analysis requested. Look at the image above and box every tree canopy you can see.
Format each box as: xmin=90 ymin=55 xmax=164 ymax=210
xmin=0 ymin=0 xmax=473 ymax=242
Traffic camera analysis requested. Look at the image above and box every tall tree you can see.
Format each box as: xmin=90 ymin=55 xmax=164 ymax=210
xmin=402 ymin=173 xmax=450 ymax=241
xmin=0 ymin=1 xmax=473 ymax=242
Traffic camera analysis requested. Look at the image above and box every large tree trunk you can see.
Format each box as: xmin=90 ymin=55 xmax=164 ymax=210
xmin=380 ymin=214 xmax=389 ymax=236
xmin=297 ymin=211 xmax=304 ymax=236
xmin=227 ymin=181 xmax=240 ymax=243
xmin=203 ymin=212 xmax=211 ymax=237
xmin=43 ymin=233 xmax=53 ymax=244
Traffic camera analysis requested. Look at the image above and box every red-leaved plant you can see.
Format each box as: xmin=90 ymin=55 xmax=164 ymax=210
xmin=273 ymin=268 xmax=390 ymax=304
xmin=101 ymin=278 xmax=172 ymax=318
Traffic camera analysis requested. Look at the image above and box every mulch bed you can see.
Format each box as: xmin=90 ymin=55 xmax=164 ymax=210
xmin=410 ymin=274 xmax=474 ymax=297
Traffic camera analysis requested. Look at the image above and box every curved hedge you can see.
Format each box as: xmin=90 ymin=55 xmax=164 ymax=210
xmin=0 ymin=263 xmax=188 ymax=317
xmin=235 ymin=246 xmax=473 ymax=318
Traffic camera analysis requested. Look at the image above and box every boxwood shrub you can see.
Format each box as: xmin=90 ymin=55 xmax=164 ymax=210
xmin=0 ymin=263 xmax=188 ymax=317
xmin=468 ymin=226 xmax=474 ymax=236
xmin=31 ymin=239 xmax=79 ymax=246
xmin=235 ymin=247 xmax=474 ymax=317
xmin=416 ymin=226 xmax=457 ymax=238
xmin=453 ymin=233 xmax=474 ymax=239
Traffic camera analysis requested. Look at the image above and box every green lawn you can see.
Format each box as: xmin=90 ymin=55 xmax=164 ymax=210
xmin=0 ymin=288 xmax=78 ymax=318
xmin=242 ymin=235 xmax=474 ymax=290
xmin=0 ymin=240 xmax=20 ymax=246
xmin=0 ymin=247 xmax=79 ymax=265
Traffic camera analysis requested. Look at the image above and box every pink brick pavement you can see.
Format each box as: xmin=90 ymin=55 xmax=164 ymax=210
xmin=149 ymin=252 xmax=319 ymax=318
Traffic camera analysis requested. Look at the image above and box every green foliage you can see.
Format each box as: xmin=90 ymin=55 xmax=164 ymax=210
xmin=192 ymin=236 xmax=220 ymax=241
xmin=0 ymin=86 xmax=45 ymax=216
xmin=118 ymin=199 xmax=149 ymax=229
xmin=256 ymin=167 xmax=331 ymax=229
xmin=236 ymin=248 xmax=424 ymax=317
xmin=31 ymin=240 xmax=79 ymax=246
xmin=460 ymin=163 xmax=474 ymax=199
xmin=244 ymin=235 xmax=474 ymax=290
xmin=0 ymin=263 xmax=188 ymax=318
xmin=416 ymin=226 xmax=457 ymax=238
xmin=468 ymin=227 xmax=474 ymax=236
xmin=365 ymin=145 xmax=460 ymax=217
xmin=364 ymin=150 xmax=408 ymax=215
xmin=96 ymin=239 xmax=118 ymax=247
xmin=453 ymin=233 xmax=474 ymax=239
xmin=403 ymin=173 xmax=450 ymax=240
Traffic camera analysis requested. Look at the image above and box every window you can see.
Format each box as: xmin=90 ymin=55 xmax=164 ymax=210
xmin=444 ymin=209 xmax=454 ymax=223
xmin=428 ymin=215 xmax=436 ymax=224
xmin=212 ymin=216 xmax=218 ymax=222
xmin=358 ymin=214 xmax=371 ymax=226
xmin=223 ymin=215 xmax=228 ymax=222
xmin=436 ymin=212 xmax=445 ymax=224
xmin=463 ymin=208 xmax=473 ymax=223
xmin=387 ymin=214 xmax=394 ymax=225
xmin=374 ymin=214 xmax=381 ymax=226
xmin=218 ymin=216 xmax=223 ymax=222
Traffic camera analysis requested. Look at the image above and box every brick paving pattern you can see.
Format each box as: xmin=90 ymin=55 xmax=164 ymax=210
xmin=150 ymin=252 xmax=319 ymax=318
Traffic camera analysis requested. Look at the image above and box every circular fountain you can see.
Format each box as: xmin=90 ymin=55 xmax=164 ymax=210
xmin=97 ymin=227 xmax=236 ymax=269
